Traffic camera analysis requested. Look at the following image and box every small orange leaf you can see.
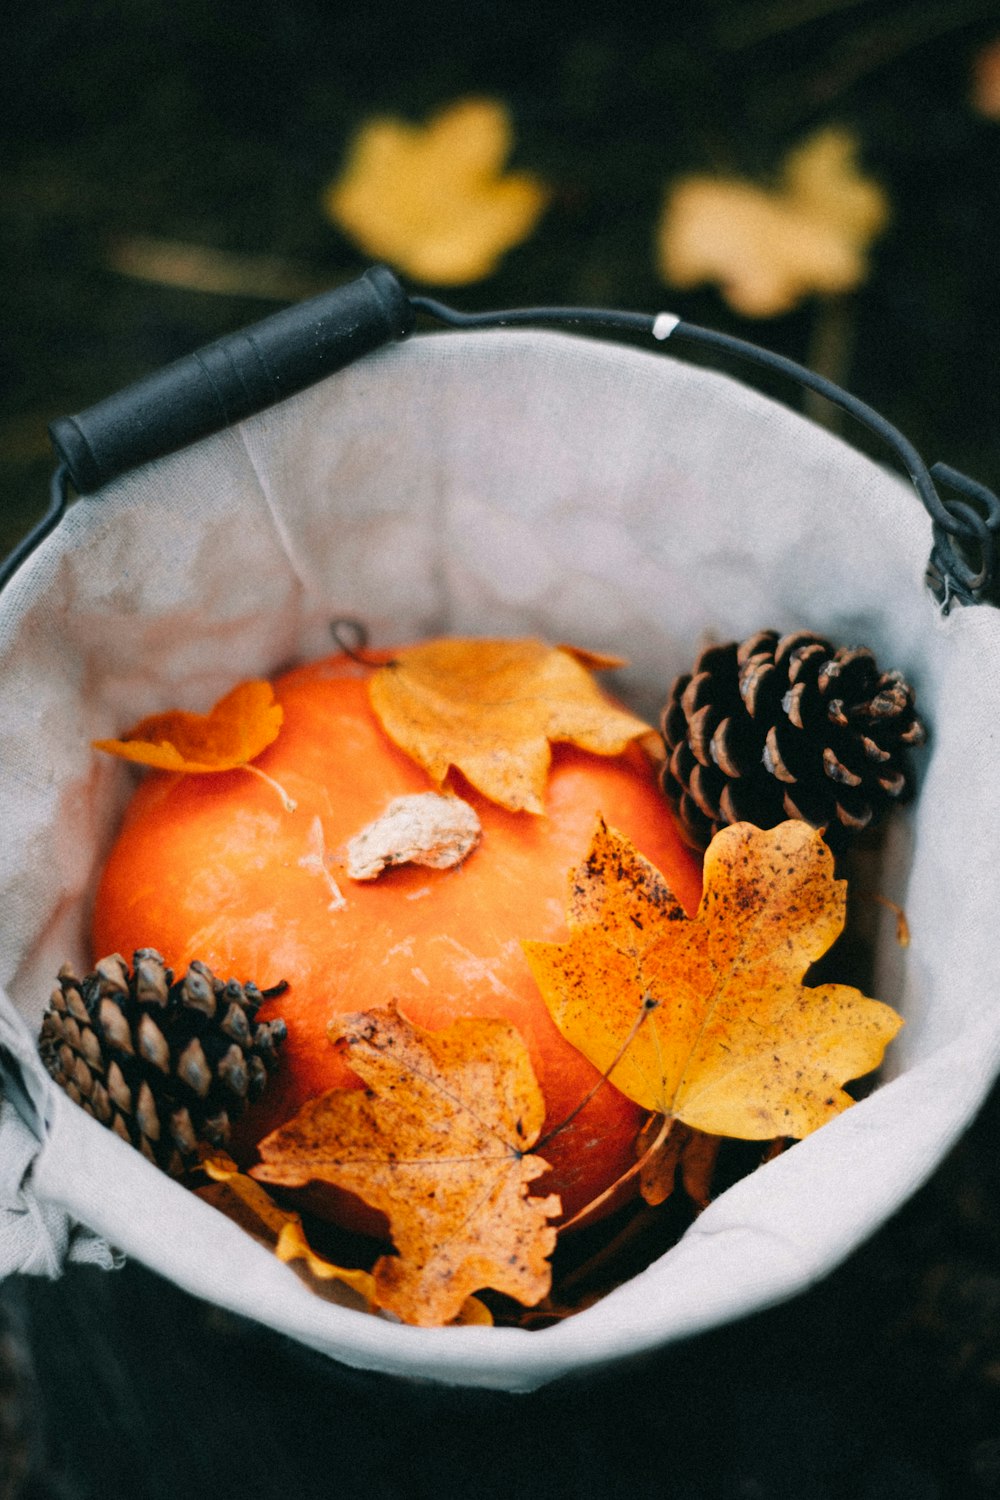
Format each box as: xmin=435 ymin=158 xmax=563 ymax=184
xmin=323 ymin=97 xmax=549 ymax=284
xmin=368 ymin=637 xmax=651 ymax=814
xmin=524 ymin=818 xmax=903 ymax=1140
xmin=200 ymin=1150 xmax=299 ymax=1235
xmin=252 ymin=1003 xmax=560 ymax=1327
xmin=93 ymin=680 xmax=283 ymax=774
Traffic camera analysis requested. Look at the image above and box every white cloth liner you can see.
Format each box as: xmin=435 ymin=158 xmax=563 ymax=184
xmin=2 ymin=328 xmax=998 ymax=1391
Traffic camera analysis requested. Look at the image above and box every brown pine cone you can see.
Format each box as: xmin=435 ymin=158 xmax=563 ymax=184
xmin=660 ymin=628 xmax=926 ymax=852
xmin=38 ymin=950 xmax=287 ymax=1174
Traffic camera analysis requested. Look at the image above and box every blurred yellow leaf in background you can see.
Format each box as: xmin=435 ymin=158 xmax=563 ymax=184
xmin=656 ymin=127 xmax=890 ymax=317
xmin=324 ymin=98 xmax=549 ymax=284
xmin=971 ymin=37 xmax=1000 ymax=119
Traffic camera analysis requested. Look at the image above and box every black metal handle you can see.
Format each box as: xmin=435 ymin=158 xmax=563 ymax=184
xmin=48 ymin=264 xmax=414 ymax=494
xmin=412 ymin=294 xmax=1000 ymax=611
xmin=0 ymin=464 xmax=71 ymax=595
xmin=1 ymin=270 xmax=996 ymax=612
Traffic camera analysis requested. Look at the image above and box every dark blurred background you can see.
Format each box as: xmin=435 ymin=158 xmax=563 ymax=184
xmin=2 ymin=3 xmax=1000 ymax=1496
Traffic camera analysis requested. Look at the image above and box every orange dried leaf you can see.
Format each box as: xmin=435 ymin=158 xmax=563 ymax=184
xmin=198 ymin=1154 xmax=489 ymax=1321
xmin=93 ymin=680 xmax=283 ymax=774
xmin=252 ymin=1003 xmax=560 ymax=1327
xmin=636 ymin=1116 xmax=721 ymax=1210
xmin=196 ymin=1154 xmax=379 ymax=1311
xmin=274 ymin=1220 xmax=379 ymax=1305
xmin=323 ymin=97 xmax=549 ymax=285
xmin=199 ymin=1149 xmax=298 ymax=1236
xmin=368 ymin=637 xmax=651 ymax=814
xmin=676 ymin=1126 xmax=724 ymax=1210
xmin=524 ymin=818 xmax=903 ymax=1140
xmin=452 ymin=1294 xmax=495 ymax=1327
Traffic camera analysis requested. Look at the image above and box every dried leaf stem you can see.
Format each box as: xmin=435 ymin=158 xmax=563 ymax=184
xmin=242 ymin=763 xmax=297 ymax=811
xmin=535 ymin=994 xmax=661 ymax=1154
xmin=559 ymin=1114 xmax=674 ymax=1232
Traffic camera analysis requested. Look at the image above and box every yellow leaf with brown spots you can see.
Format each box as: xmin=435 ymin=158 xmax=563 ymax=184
xmin=523 ymin=818 xmax=902 ymax=1140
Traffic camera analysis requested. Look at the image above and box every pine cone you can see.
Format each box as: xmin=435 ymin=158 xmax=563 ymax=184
xmin=660 ymin=629 xmax=926 ymax=852
xmin=38 ymin=950 xmax=287 ymax=1175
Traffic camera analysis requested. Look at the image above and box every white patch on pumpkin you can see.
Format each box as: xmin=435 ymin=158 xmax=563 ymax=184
xmin=345 ymin=792 xmax=482 ymax=881
xmin=298 ymin=815 xmax=348 ymax=910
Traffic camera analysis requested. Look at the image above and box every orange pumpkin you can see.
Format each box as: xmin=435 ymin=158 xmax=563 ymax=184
xmin=92 ymin=650 xmax=703 ymax=1226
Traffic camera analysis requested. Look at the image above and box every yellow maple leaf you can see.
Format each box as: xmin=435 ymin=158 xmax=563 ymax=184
xmin=323 ymin=97 xmax=549 ymax=284
xmin=656 ymin=127 xmax=890 ymax=317
xmin=523 ymin=817 xmax=903 ymax=1139
xmin=367 ymin=637 xmax=652 ymax=814
xmin=252 ymin=1003 xmax=560 ymax=1327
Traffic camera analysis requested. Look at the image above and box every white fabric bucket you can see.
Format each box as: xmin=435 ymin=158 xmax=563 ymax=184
xmin=2 ymin=327 xmax=999 ymax=1392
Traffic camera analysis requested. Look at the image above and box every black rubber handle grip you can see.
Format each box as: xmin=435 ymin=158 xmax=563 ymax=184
xmin=48 ymin=265 xmax=414 ymax=493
